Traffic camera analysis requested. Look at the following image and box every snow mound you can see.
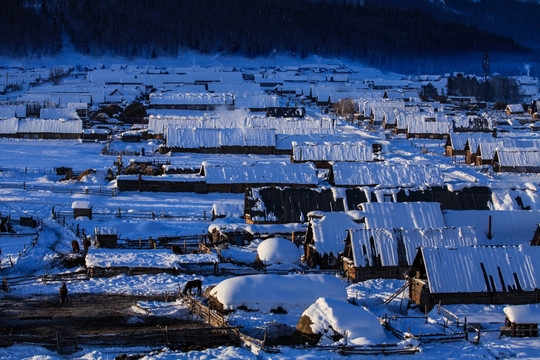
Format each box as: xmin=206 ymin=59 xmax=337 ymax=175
xmin=300 ymin=297 xmax=387 ymax=345
xmin=257 ymin=237 xmax=300 ymax=264
xmin=209 ymin=274 xmax=347 ymax=312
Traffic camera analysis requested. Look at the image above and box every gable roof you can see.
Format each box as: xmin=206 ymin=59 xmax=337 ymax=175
xmin=349 ymin=226 xmax=477 ymax=268
xmin=293 ymin=142 xmax=373 ymax=162
xmin=202 ymin=162 xmax=318 ymax=185
xmin=420 ymin=246 xmax=540 ymax=294
xmin=495 ymin=149 xmax=540 ymax=168
xmin=331 ymin=162 xmax=443 ymax=187
xmin=359 ymin=202 xmax=444 ymax=230
xmin=308 ymin=211 xmax=363 ymax=256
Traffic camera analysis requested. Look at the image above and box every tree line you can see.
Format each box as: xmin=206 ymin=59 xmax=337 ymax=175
xmin=447 ymin=74 xmax=521 ymax=103
xmin=0 ymin=0 xmax=527 ymax=67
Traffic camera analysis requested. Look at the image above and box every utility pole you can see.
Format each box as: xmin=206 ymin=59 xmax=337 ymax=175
xmin=482 ymin=52 xmax=490 ymax=82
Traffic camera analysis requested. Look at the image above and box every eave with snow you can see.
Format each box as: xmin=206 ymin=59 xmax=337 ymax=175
xmin=408 ymin=246 xmax=540 ymax=311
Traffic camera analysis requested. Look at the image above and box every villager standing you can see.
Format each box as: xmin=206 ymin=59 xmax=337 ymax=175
xmin=60 ymin=282 xmax=68 ymax=304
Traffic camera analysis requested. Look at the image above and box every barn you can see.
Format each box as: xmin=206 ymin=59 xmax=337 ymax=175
xmin=407 ymin=246 xmax=540 ymax=311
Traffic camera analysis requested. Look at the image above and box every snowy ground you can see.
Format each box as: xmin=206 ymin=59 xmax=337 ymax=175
xmin=1 ymin=55 xmax=540 ymax=359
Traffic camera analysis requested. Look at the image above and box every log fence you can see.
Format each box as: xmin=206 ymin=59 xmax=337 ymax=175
xmin=0 ymin=182 xmax=117 ymax=197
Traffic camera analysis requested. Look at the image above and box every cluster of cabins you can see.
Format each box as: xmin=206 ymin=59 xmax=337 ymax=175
xmin=211 ymin=194 xmax=540 ymax=314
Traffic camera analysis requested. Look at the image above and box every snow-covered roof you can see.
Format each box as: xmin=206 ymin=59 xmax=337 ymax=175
xmin=504 ymin=304 xmax=540 ymax=324
xmin=350 ymin=228 xmax=398 ymax=267
xmin=257 ymin=238 xmax=301 ymax=264
xmin=72 ymin=201 xmax=91 ymax=209
xmin=0 ymin=118 xmax=18 ymax=134
xmin=212 ymin=200 xmax=244 ymax=218
xmin=234 ymin=94 xmax=279 ymax=109
xmin=293 ymin=142 xmax=373 ymax=162
xmin=309 ymin=211 xmax=363 ymax=256
xmin=39 ymin=107 xmax=80 ymax=120
xmin=505 ymin=104 xmax=525 ymax=113
xmin=421 ymin=246 xmax=540 ymax=294
xmin=302 ymin=297 xmax=387 ymax=345
xmin=149 ymin=92 xmax=232 ymax=105
xmin=165 ymin=127 xmax=276 ymax=148
xmin=331 ymin=162 xmax=443 ymax=187
xmin=208 ymin=274 xmax=348 ymax=311
xmin=407 ymin=121 xmax=450 ymax=135
xmin=349 ymin=226 xmax=478 ymax=267
xmin=202 ymin=162 xmax=318 ymax=185
xmin=0 ymin=107 xmax=16 ymax=119
xmin=86 ymin=249 xmax=218 ymax=268
xmin=17 ymin=119 xmax=82 ymax=134
xmin=400 ymin=226 xmax=477 ymax=264
xmin=360 ymin=202 xmax=444 ymax=230
xmin=495 ymin=149 xmax=540 ymax=168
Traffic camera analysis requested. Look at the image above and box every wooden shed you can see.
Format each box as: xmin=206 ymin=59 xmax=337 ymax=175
xmin=407 ymin=246 xmax=540 ymax=311
xmin=72 ymin=201 xmax=92 ymax=220
xmin=501 ymin=304 xmax=540 ymax=337
xmin=94 ymin=227 xmax=118 ymax=249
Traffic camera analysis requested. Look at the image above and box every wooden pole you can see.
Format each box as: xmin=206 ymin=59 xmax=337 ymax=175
xmin=488 ymin=215 xmax=492 ymax=239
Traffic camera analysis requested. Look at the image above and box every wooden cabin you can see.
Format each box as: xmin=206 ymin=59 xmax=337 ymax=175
xmin=505 ymin=104 xmax=525 ymax=115
xmin=342 ymin=227 xmax=477 ymax=282
xmin=406 ymin=121 xmax=450 ymax=140
xmin=501 ymin=304 xmax=540 ymax=337
xmin=408 ymin=246 xmax=540 ymax=311
xmin=493 ymin=149 xmax=540 ymax=173
xmin=244 ymin=187 xmax=346 ymax=224
xmin=72 ymin=201 xmax=92 ymax=220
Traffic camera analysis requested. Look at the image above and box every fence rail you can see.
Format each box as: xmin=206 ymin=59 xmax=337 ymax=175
xmin=54 ymin=209 xmax=208 ymax=221
xmin=0 ymin=182 xmax=117 ymax=197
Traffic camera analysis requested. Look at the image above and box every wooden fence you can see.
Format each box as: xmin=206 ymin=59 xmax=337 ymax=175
xmin=179 ymin=292 xmax=269 ymax=352
xmin=0 ymin=182 xmax=117 ymax=197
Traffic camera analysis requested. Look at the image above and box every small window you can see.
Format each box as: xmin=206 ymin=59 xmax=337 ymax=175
xmin=328 ymin=255 xmax=336 ymax=266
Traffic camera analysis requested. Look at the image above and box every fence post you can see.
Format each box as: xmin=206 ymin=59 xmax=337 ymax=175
xmin=23 ymin=182 xmax=25 ymax=190
xmin=464 ymin=317 xmax=468 ymax=341
xmin=425 ymin=306 xmax=428 ymax=324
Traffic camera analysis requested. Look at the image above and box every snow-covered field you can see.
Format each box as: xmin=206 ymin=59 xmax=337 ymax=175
xmin=1 ymin=52 xmax=539 ymax=359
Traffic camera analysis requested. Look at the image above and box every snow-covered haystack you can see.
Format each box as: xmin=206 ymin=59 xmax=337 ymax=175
xmin=208 ymin=274 xmax=347 ymax=313
xmin=257 ymin=238 xmax=300 ymax=265
xmin=295 ymin=297 xmax=387 ymax=345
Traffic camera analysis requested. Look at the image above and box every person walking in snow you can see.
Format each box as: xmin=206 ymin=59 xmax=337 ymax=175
xmin=59 ymin=282 xmax=68 ymax=304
